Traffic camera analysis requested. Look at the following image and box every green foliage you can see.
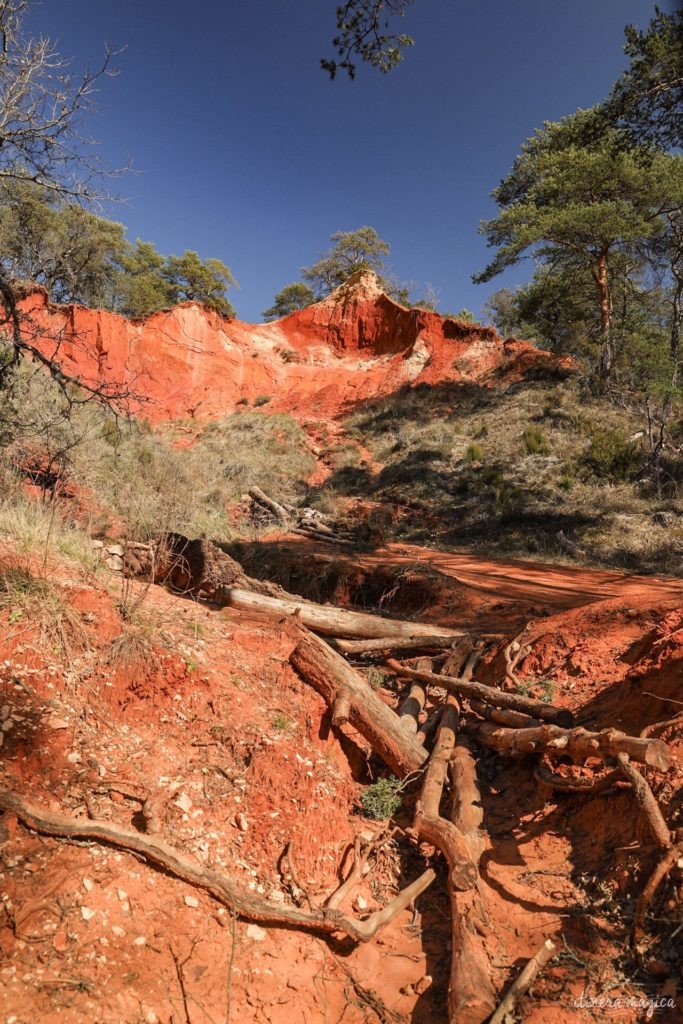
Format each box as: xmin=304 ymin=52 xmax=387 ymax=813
xmin=523 ymin=424 xmax=550 ymax=455
xmin=474 ymin=106 xmax=683 ymax=383
xmin=322 ymin=0 xmax=415 ymax=79
xmin=163 ymin=250 xmax=237 ymax=316
xmin=538 ymin=679 xmax=556 ymax=703
xmin=360 ymin=776 xmax=402 ymax=820
xmin=607 ymin=7 xmax=683 ymax=149
xmin=302 ymin=227 xmax=391 ymax=296
xmin=116 ymin=240 xmax=173 ymax=318
xmin=0 ymin=181 xmax=126 ymax=307
xmin=364 ymin=667 xmax=388 ymax=690
xmin=263 ymin=282 xmax=315 ymax=321
xmin=582 ymin=426 xmax=640 ymax=482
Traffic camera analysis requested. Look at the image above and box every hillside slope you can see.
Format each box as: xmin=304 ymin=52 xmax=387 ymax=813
xmin=21 ymin=270 xmax=570 ymax=422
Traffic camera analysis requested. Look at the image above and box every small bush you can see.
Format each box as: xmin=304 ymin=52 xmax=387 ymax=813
xmin=583 ymin=427 xmax=640 ymax=482
xmin=360 ymin=777 xmax=402 ymax=820
xmin=253 ymin=395 xmax=272 ymax=407
xmin=465 ymin=442 xmax=484 ymax=464
xmin=364 ymin=667 xmax=388 ymax=690
xmin=523 ymin=424 xmax=550 ymax=455
xmin=236 ymin=397 xmax=249 ymax=406
xmin=538 ymin=679 xmax=556 ymax=703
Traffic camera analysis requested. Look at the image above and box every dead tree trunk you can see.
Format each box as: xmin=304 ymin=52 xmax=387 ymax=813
xmin=290 ymin=627 xmax=428 ymax=777
xmin=399 ymin=656 xmax=430 ymax=734
xmin=414 ymin=699 xmax=490 ymax=1022
xmin=448 ymin=734 xmax=496 ymax=1023
xmin=224 ymin=587 xmax=462 ymax=641
xmin=331 ymin=634 xmax=470 ymax=657
xmin=474 ymin=722 xmax=671 ymax=771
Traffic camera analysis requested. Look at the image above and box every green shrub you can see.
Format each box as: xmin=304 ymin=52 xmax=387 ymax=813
xmin=538 ymin=679 xmax=556 ymax=703
xmin=360 ymin=777 xmax=402 ymax=820
xmin=465 ymin=442 xmax=484 ymax=463
xmin=253 ymin=395 xmax=272 ymax=407
xmin=583 ymin=426 xmax=640 ymax=482
xmin=364 ymin=667 xmax=388 ymax=690
xmin=523 ymin=424 xmax=550 ymax=454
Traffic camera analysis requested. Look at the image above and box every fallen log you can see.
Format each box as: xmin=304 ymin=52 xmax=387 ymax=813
xmin=474 ymin=723 xmax=671 ymax=771
xmin=448 ymin=735 xmax=496 ymax=1024
xmin=489 ymin=938 xmax=556 ymax=1024
xmin=225 ymin=587 xmax=462 ymax=641
xmin=290 ymin=627 xmax=428 ymax=776
xmin=0 ymin=788 xmax=434 ymax=943
xmin=387 ymin=660 xmax=572 ymax=727
xmin=414 ymin=698 xmax=478 ymax=893
xmin=248 ymin=486 xmax=291 ymax=522
xmin=331 ymin=634 xmax=469 ymax=657
xmin=413 ymin=699 xmax=487 ymax=1023
xmin=398 ymin=657 xmax=430 ymax=734
xmin=469 ymin=698 xmax=543 ymax=729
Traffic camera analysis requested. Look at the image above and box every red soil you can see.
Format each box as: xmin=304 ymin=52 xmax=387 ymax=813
xmin=0 ymin=546 xmax=679 ymax=1024
xmin=18 ymin=270 xmax=572 ymax=423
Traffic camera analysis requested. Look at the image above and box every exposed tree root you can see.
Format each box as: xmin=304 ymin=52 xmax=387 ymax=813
xmin=616 ymin=754 xmax=672 ymax=849
xmin=0 ymin=787 xmax=434 ymax=943
xmin=632 ymin=841 xmax=683 ymax=946
xmin=489 ymin=938 xmax=556 ymax=1024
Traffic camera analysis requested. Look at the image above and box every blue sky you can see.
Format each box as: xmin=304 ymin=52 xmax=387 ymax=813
xmin=28 ymin=1 xmax=671 ymax=322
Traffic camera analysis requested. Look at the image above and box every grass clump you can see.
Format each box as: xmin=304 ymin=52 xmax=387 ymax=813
xmin=253 ymin=394 xmax=271 ymax=407
xmin=0 ymin=565 xmax=87 ymax=657
xmin=465 ymin=442 xmax=484 ymax=464
xmin=360 ymin=777 xmax=402 ymax=820
xmin=364 ymin=667 xmax=389 ymax=690
xmin=523 ymin=424 xmax=550 ymax=454
xmin=107 ymin=613 xmax=160 ymax=673
xmin=582 ymin=426 xmax=640 ymax=482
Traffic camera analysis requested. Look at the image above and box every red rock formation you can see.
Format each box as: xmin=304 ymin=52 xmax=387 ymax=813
xmin=12 ymin=270 xmax=572 ymax=422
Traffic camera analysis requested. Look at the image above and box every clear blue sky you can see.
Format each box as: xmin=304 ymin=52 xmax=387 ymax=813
xmin=28 ymin=0 xmax=672 ymax=322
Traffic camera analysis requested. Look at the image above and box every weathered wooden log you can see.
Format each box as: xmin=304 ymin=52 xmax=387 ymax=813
xmin=248 ymin=486 xmax=291 ymax=521
xmin=475 ymin=723 xmax=671 ymax=772
xmin=414 ymin=699 xmax=486 ymax=1023
xmin=399 ymin=657 xmax=430 ymax=734
xmin=448 ymin=735 xmax=496 ymax=1024
xmin=331 ymin=634 xmax=469 ymax=657
xmin=414 ymin=698 xmax=478 ymax=892
xmin=224 ymin=587 xmax=462 ymax=641
xmin=387 ymin=660 xmax=573 ymax=727
xmin=469 ymin=698 xmax=543 ymax=729
xmin=290 ymin=628 xmax=428 ymax=777
xmin=292 ymin=526 xmax=354 ymax=547
xmin=616 ymin=754 xmax=672 ymax=848
xmin=489 ymin=938 xmax=557 ymax=1024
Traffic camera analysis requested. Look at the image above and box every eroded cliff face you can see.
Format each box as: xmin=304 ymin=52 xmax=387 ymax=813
xmin=17 ymin=270 xmax=570 ymax=421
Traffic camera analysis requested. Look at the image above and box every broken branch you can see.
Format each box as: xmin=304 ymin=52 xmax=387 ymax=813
xmin=387 ymin=660 xmax=572 ymax=727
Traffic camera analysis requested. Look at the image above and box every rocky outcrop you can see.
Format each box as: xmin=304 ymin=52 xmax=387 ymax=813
xmin=15 ymin=270 xmax=572 ymax=422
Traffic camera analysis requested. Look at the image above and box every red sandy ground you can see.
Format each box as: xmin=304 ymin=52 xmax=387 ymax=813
xmin=0 ymin=543 xmax=680 ymax=1024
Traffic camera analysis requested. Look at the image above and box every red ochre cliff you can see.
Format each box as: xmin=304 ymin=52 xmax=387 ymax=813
xmin=15 ymin=270 xmax=571 ymax=422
